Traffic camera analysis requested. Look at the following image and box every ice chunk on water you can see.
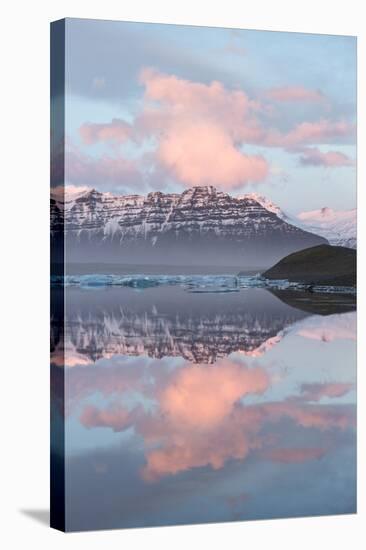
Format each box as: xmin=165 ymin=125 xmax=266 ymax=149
xmin=50 ymin=273 xmax=355 ymax=294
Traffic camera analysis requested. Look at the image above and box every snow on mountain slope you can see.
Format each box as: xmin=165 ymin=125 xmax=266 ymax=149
xmin=52 ymin=185 xmax=92 ymax=204
xmin=239 ymin=192 xmax=286 ymax=218
xmin=50 ymin=185 xmax=328 ymax=266
xmin=295 ymin=207 xmax=356 ymax=249
xmin=240 ymin=193 xmax=356 ymax=249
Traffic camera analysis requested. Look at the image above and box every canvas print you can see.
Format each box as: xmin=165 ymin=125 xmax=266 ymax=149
xmin=50 ymin=18 xmax=357 ymax=532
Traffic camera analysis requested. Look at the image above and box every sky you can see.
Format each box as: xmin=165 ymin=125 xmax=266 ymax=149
xmin=62 ymin=18 xmax=357 ymax=215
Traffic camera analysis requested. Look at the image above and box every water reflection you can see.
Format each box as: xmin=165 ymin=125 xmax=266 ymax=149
xmin=51 ymin=285 xmax=356 ymax=531
xmin=51 ymin=287 xmax=309 ymax=365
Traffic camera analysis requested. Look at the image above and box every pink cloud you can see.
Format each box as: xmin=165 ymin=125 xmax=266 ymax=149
xmin=64 ymin=359 xmax=157 ymax=416
xmin=140 ymin=403 xmax=265 ymax=482
xmin=266 ymin=86 xmax=324 ymax=103
xmin=265 ymin=120 xmax=355 ymax=147
xmin=287 ymin=120 xmax=355 ymax=145
xmin=141 ymin=429 xmax=253 ymax=481
xmin=136 ymin=69 xmax=265 ymax=146
xmin=297 ymin=147 xmax=355 ymax=167
xmin=299 ymin=383 xmax=354 ymax=402
xmin=264 ymin=447 xmax=327 ymax=463
xmin=65 ymin=148 xmax=144 ymax=190
xmin=140 ymin=399 xmax=354 ymax=481
xmin=157 ymin=122 xmax=268 ymax=188
xmin=74 ymin=355 xmax=355 ymax=481
xmin=139 ymin=70 xmax=353 ymax=151
xmin=148 ymin=362 xmax=352 ymax=479
xmin=139 ymin=68 xmax=260 ymax=127
xmin=80 ymin=118 xmax=132 ymax=145
xmin=265 ymin=402 xmax=355 ymax=431
xmin=159 ymin=360 xmax=269 ymax=429
xmin=75 ymin=69 xmax=355 ymax=191
xmin=137 ymin=68 xmax=269 ymax=189
xmin=80 ymin=403 xmax=130 ymax=432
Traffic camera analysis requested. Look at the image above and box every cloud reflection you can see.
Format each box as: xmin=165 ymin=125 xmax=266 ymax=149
xmin=77 ymin=355 xmax=355 ymax=482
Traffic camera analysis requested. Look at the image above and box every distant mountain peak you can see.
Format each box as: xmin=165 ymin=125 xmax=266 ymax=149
xmin=296 ymin=206 xmax=356 ymax=248
xmin=51 ymin=185 xmax=97 ymax=204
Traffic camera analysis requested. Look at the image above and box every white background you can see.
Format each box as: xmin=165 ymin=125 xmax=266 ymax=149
xmin=1 ymin=0 xmax=365 ymax=548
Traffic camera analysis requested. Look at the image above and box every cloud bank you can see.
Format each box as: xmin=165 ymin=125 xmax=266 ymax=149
xmin=69 ymin=68 xmax=355 ymax=192
xmin=75 ymin=354 xmax=355 ymax=482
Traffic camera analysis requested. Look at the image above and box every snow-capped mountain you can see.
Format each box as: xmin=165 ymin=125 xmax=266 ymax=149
xmin=240 ymin=193 xmax=356 ymax=249
xmin=51 ymin=185 xmax=327 ymax=267
xmin=295 ymin=207 xmax=356 ymax=249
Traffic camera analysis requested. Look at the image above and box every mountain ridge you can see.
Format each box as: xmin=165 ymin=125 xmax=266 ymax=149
xmin=237 ymin=193 xmax=356 ymax=249
xmin=51 ymin=185 xmax=328 ymax=267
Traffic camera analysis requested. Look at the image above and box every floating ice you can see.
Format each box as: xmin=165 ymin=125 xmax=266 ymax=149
xmin=50 ymin=273 xmax=355 ymax=294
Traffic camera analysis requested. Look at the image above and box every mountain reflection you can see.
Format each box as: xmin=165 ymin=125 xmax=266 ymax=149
xmin=51 ymin=286 xmax=309 ymax=365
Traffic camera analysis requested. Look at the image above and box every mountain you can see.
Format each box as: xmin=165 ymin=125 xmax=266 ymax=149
xmin=263 ymin=244 xmax=356 ymax=287
xmin=240 ymin=194 xmax=356 ymax=249
xmin=51 ymin=186 xmax=327 ymax=267
xmin=238 ymin=192 xmax=286 ymax=218
xmin=295 ymin=207 xmax=356 ymax=249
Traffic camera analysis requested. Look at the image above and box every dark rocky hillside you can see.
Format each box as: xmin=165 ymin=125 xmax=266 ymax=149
xmin=262 ymin=244 xmax=356 ymax=287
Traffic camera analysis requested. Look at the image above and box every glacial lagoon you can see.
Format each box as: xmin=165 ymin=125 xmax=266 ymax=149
xmin=51 ymin=278 xmax=356 ymax=531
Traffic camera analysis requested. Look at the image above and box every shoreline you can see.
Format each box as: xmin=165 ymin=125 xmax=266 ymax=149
xmin=50 ymin=272 xmax=356 ymax=296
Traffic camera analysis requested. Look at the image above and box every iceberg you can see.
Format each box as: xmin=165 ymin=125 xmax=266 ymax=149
xmin=50 ymin=273 xmax=355 ymax=294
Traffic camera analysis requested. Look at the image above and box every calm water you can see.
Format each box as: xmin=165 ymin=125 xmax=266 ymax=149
xmin=51 ymin=282 xmax=356 ymax=531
